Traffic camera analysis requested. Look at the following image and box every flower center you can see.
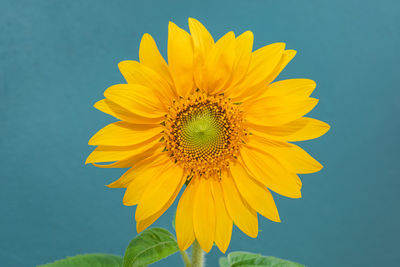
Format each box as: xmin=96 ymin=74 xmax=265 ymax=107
xmin=182 ymin=108 xmax=220 ymax=153
xmin=164 ymin=91 xmax=246 ymax=176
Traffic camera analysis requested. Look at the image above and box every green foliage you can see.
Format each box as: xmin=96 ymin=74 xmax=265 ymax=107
xmin=38 ymin=253 xmax=123 ymax=267
xmin=122 ymin=227 xmax=180 ymax=267
xmin=219 ymin=252 xmax=305 ymax=267
xmin=219 ymin=257 xmax=230 ymax=267
xmin=38 ymin=230 xmax=306 ymax=267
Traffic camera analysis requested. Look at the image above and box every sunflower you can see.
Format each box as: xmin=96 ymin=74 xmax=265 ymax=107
xmin=86 ymin=18 xmax=330 ymax=253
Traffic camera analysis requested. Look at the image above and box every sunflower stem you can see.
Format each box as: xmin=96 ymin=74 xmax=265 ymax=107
xmin=180 ymin=250 xmax=192 ymax=267
xmin=191 ymin=240 xmax=204 ymax=267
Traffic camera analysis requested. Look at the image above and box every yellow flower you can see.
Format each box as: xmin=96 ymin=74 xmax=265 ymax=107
xmin=87 ymin=18 xmax=330 ymax=253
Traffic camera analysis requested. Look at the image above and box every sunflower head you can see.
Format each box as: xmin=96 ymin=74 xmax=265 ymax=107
xmin=165 ymin=91 xmax=246 ymax=176
xmin=87 ymin=18 xmax=330 ymax=253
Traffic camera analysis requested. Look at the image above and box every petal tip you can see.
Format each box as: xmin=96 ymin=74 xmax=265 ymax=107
xmin=122 ymin=200 xmax=131 ymax=206
xmin=85 ymin=154 xmax=94 ymax=164
xmin=142 ymin=32 xmax=151 ymax=39
xmin=168 ymin=21 xmax=178 ymax=30
xmin=200 ymin=242 xmax=213 ymax=253
xmin=188 ymin=17 xmax=205 ymax=28
xmin=271 ymin=42 xmax=286 ymax=51
xmin=249 ymin=230 xmax=258 ymax=238
xmin=134 ymin=207 xmax=142 ymax=221
xmin=241 ymin=30 xmax=254 ymax=39
xmin=219 ymin=247 xmax=228 ymax=254
xmin=325 ymin=123 xmax=331 ymax=131
xmin=286 ymin=49 xmax=297 ymax=57
xmin=273 ymin=213 xmax=281 ymax=223
xmin=136 ymin=222 xmax=145 ymax=233
xmin=227 ymin=31 xmax=235 ymax=38
xmin=216 ymin=242 xmax=229 ymax=254
xmin=178 ymin=239 xmax=194 ymax=252
xmin=93 ymin=100 xmax=102 ymax=109
xmin=105 ymin=182 xmax=116 ymax=188
xmin=88 ymin=137 xmax=95 ymax=146
xmin=311 ymin=79 xmax=317 ymax=88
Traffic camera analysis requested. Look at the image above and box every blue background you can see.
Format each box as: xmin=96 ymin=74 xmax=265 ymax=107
xmin=1 ymin=0 xmax=399 ymax=266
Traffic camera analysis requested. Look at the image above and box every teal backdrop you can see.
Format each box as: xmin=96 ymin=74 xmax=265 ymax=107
xmin=1 ymin=0 xmax=399 ymax=266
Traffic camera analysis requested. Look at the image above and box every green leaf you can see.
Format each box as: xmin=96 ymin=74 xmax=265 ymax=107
xmin=219 ymin=257 xmax=229 ymax=267
xmin=228 ymin=252 xmax=261 ymax=265
xmin=123 ymin=227 xmax=179 ymax=267
xmin=38 ymin=253 xmax=123 ymax=267
xmin=224 ymin=251 xmax=305 ymax=267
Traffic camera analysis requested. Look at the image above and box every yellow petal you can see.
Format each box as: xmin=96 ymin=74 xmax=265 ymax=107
xmin=248 ymin=138 xmax=323 ymax=174
xmin=234 ymin=49 xmax=297 ymax=102
xmin=240 ymin=145 xmax=302 ymax=198
xmin=202 ymin=31 xmax=236 ymax=94
xmin=246 ymin=96 xmax=319 ymax=126
xmin=248 ymin=117 xmax=330 ymax=142
xmin=188 ymin=18 xmax=214 ymax=90
xmin=94 ymin=99 xmax=163 ymax=125
xmin=136 ymin=177 xmax=183 ymax=233
xmin=88 ymin=121 xmax=162 ymax=146
xmin=118 ymin=60 xmax=175 ymax=102
xmin=193 ymin=178 xmax=216 ymax=253
xmin=261 ymin=79 xmax=316 ymax=98
xmin=123 ymin=169 xmax=157 ymax=206
xmin=87 ymin=142 xmax=162 ymax=169
xmin=135 ymin=161 xmax=185 ymax=221
xmin=230 ymin=162 xmax=280 ymax=222
xmin=123 ymin=157 xmax=169 ymax=205
xmin=210 ymin=178 xmax=232 ymax=253
xmin=231 ymin=43 xmax=285 ymax=98
xmin=175 ymin=179 xmax=196 ymax=251
xmin=86 ymin=146 xmax=137 ymax=165
xmin=85 ymin=136 xmax=158 ymax=164
xmin=104 ymin=84 xmax=166 ymax=117
xmin=230 ymin=31 xmax=254 ymax=86
xmin=188 ymin=18 xmax=214 ymax=58
xmin=168 ymin=22 xmax=194 ymax=97
xmin=108 ymin=153 xmax=164 ymax=189
xmin=278 ymin=145 xmax=323 ymax=174
xmin=263 ymin=49 xmax=297 ymax=85
xmin=221 ymin=172 xmax=258 ymax=238
xmin=245 ymin=134 xmax=292 ymax=148
xmin=139 ymin=33 xmax=173 ymax=85
xmin=247 ymin=43 xmax=286 ymax=85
